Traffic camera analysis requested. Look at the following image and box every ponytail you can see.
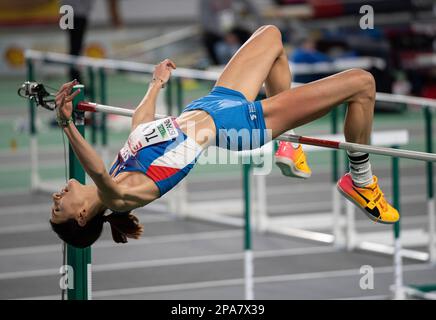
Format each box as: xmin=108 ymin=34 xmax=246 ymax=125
xmin=50 ymin=210 xmax=143 ymax=248
xmin=103 ymin=211 xmax=144 ymax=244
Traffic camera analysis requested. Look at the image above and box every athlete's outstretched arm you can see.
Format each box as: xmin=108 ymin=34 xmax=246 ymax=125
xmin=56 ymin=81 xmax=159 ymax=211
xmin=56 ymin=81 xmax=122 ymax=198
xmin=131 ymin=59 xmax=176 ymax=130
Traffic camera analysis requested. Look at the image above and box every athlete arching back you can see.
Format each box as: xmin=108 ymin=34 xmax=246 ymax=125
xmin=49 ymin=25 xmax=399 ymax=249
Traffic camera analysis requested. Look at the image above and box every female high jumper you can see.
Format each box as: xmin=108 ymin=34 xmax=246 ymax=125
xmin=51 ymin=25 xmax=399 ymax=248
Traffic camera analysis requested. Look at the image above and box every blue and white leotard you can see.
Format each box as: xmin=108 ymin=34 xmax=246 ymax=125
xmin=110 ymin=86 xmax=269 ymax=197
xmin=109 ymin=117 xmax=203 ymax=197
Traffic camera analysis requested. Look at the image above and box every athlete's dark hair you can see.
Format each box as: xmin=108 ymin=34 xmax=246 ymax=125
xmin=50 ymin=210 xmax=143 ymax=248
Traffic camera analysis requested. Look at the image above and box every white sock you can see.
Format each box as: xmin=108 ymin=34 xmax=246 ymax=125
xmin=347 ymin=151 xmax=374 ymax=187
xmin=287 ymin=129 xmax=300 ymax=149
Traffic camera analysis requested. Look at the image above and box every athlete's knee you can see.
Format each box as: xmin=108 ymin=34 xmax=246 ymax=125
xmin=264 ymin=25 xmax=282 ymax=39
xmin=255 ymin=25 xmax=282 ymax=45
xmin=360 ymin=70 xmax=376 ymax=102
xmin=349 ymin=68 xmax=376 ymax=102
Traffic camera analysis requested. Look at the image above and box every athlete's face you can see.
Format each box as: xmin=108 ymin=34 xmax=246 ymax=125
xmin=51 ymin=179 xmax=84 ymax=224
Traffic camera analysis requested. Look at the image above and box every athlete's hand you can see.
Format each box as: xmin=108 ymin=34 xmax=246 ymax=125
xmin=152 ymin=59 xmax=176 ymax=86
xmin=55 ymin=79 xmax=81 ymax=120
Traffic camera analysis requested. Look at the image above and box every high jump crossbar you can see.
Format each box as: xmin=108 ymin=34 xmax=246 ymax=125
xmin=77 ymin=101 xmax=436 ymax=162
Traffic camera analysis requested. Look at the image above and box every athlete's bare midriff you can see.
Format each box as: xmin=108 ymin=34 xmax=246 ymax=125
xmin=176 ymin=110 xmax=216 ymax=149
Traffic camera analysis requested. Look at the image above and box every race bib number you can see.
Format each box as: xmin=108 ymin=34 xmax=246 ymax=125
xmin=119 ymin=117 xmax=179 ymax=161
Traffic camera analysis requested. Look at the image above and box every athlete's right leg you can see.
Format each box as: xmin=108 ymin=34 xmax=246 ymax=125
xmin=261 ymin=69 xmax=399 ymax=224
xmin=215 ymin=25 xmax=285 ymax=101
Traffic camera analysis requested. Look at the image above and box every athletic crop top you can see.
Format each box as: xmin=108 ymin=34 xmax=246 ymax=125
xmin=109 ymin=117 xmax=203 ymax=196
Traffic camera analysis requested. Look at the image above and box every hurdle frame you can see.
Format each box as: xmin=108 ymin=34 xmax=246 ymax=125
xmin=67 ymin=85 xmax=92 ymax=300
xmin=401 ymin=108 xmax=436 ymax=299
xmin=24 ymin=50 xmax=436 ymax=299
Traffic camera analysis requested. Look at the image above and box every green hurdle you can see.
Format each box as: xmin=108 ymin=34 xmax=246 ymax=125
xmin=67 ymin=85 xmax=92 ymax=300
xmin=403 ymin=107 xmax=436 ymax=298
xmin=86 ymin=67 xmax=97 ymax=145
xmin=392 ymin=146 xmax=404 ymax=299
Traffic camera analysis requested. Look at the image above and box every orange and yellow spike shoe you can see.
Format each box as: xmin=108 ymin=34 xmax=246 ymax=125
xmin=337 ymin=173 xmax=399 ymax=224
xmin=274 ymin=141 xmax=312 ymax=179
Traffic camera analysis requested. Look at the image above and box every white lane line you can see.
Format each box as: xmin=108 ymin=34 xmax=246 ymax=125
xmin=187 ymin=193 xmax=428 ymax=219
xmin=86 ymin=264 xmax=436 ymax=299
xmin=0 ymin=203 xmax=51 ymax=216
xmin=0 ymin=213 xmax=173 ymax=234
xmin=0 ymin=195 xmax=428 ymax=234
xmin=189 ymin=175 xmax=428 ymax=200
xmin=92 ymin=246 xmax=337 ymax=272
xmin=0 ymin=230 xmax=241 ymax=257
xmin=187 ymin=164 xmax=424 ymax=183
xmin=0 ymin=223 xmax=49 ymax=234
xmin=335 ymin=294 xmax=390 ymax=300
xmin=17 ymin=263 xmax=431 ymax=300
xmin=251 ymin=194 xmax=426 ymax=215
xmin=0 ymin=268 xmax=59 ymax=281
xmin=0 ymin=188 xmax=428 ymax=236
xmin=0 ymin=171 xmax=427 ymax=205
xmin=0 ymin=246 xmax=335 ymax=280
xmin=0 ymin=161 xmax=64 ymax=172
xmin=0 ymin=189 xmax=32 ymax=197
xmin=0 ymin=174 xmax=426 ymax=212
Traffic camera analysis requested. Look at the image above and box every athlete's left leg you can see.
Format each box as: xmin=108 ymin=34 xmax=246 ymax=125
xmin=215 ymin=25 xmax=285 ymax=101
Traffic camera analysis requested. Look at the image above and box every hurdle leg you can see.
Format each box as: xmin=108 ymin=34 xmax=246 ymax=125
xmin=87 ymin=67 xmax=98 ymax=146
xmin=252 ymin=142 xmax=273 ymax=233
xmin=343 ymin=148 xmax=357 ymax=251
xmin=67 ymin=85 xmax=92 ymax=300
xmin=332 ymin=185 xmax=345 ymax=247
xmin=254 ymin=173 xmax=268 ymax=233
xmin=331 ymin=108 xmax=346 ymax=247
xmin=243 ymin=163 xmax=254 ymax=300
xmin=173 ymin=76 xmax=189 ymax=218
xmin=98 ymin=68 xmax=110 ymax=166
xmin=30 ymin=109 xmax=39 ymax=190
xmin=429 ymin=199 xmax=435 ymax=264
xmin=392 ymin=147 xmax=405 ymax=299
xmin=346 ymin=202 xmax=356 ymax=251
xmin=27 ymin=59 xmax=40 ymax=191
xmin=173 ymin=179 xmax=188 ymax=218
xmin=424 ymin=108 xmax=435 ymax=264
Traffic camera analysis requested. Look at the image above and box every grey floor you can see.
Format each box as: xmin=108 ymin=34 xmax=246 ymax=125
xmin=0 ymin=163 xmax=435 ymax=300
